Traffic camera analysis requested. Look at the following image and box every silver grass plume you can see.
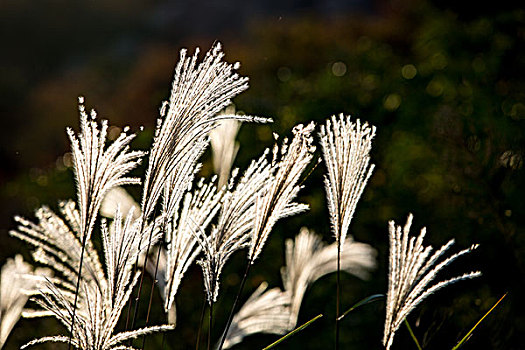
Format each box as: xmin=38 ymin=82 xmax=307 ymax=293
xmin=319 ymin=114 xmax=375 ymax=248
xmin=20 ymin=207 xmax=172 ymax=349
xmin=101 ymin=207 xmax=162 ymax=309
xmin=66 ymin=99 xmax=145 ymax=341
xmin=249 ymin=122 xmax=316 ymax=262
xmin=0 ymin=255 xmax=50 ymax=349
xmin=11 ymin=202 xmax=107 ymax=299
xmin=210 ymin=106 xmax=241 ymax=188
xmin=195 ymin=151 xmax=275 ymax=304
xmin=69 ymin=97 xmax=144 ymax=245
xmin=140 ymin=43 xmax=270 ymax=223
xmin=282 ymin=228 xmax=377 ymax=326
xmin=136 ymin=45 xmax=270 ymax=320
xmin=383 ymin=214 xmax=481 ymax=350
xmin=99 ymin=181 xmax=222 ymax=323
xmin=101 ymin=188 xmax=178 ymax=323
xmin=221 ymin=282 xmax=291 ymax=349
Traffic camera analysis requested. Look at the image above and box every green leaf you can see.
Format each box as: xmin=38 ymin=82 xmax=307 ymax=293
xmin=262 ymin=314 xmax=323 ymax=350
xmin=404 ymin=319 xmax=423 ymax=350
xmin=451 ymin=293 xmax=507 ymax=350
xmin=337 ymin=294 xmax=384 ymax=321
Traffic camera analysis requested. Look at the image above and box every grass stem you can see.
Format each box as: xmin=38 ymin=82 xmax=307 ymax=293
xmin=452 ymin=293 xmax=507 ymax=350
xmin=196 ymin=296 xmax=207 ymax=350
xmin=207 ymin=302 xmax=213 ymax=350
xmin=404 ymin=319 xmax=422 ymax=350
xmin=217 ymin=261 xmax=252 ymax=350
xmin=335 ymin=241 xmax=341 ymax=350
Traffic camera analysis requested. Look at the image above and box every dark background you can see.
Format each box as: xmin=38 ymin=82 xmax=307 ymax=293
xmin=1 ymin=0 xmax=524 ymax=349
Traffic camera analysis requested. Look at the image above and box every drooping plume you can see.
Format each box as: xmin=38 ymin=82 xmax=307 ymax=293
xmin=319 ymin=114 xmax=375 ymax=248
xmin=383 ymin=214 xmax=481 ymax=350
xmin=282 ymin=228 xmax=377 ymax=326
xmin=221 ymin=282 xmax=291 ymax=349
xmin=11 ymin=202 xmax=106 ymax=298
xmin=0 ymin=255 xmax=50 ymax=349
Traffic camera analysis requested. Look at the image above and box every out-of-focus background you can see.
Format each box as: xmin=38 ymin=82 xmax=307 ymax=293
xmin=1 ymin=0 xmax=524 ymax=349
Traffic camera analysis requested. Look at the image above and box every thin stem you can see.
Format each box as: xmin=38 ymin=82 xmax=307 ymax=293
xmin=195 ymin=296 xmax=207 ymax=350
xmin=131 ymin=221 xmax=160 ymax=330
xmin=217 ymin=260 xmax=252 ymax=350
xmin=141 ymin=220 xmax=169 ymax=350
xmin=335 ymin=240 xmax=341 ymax=350
xmin=140 ymin=268 xmax=160 ymax=348
xmin=404 ymin=319 xmax=423 ymax=350
xmin=161 ymin=332 xmax=167 ymax=350
xmin=125 ymin=218 xmax=148 ymax=330
xmin=67 ymin=227 xmax=90 ymax=350
xmin=207 ymin=302 xmax=213 ymax=350
xmin=125 ymin=189 xmax=161 ymax=332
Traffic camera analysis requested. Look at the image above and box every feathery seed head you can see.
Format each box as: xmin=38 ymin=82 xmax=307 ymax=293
xmin=383 ymin=214 xmax=481 ymax=350
xmin=319 ymin=114 xmax=375 ymax=249
xmin=248 ymin=122 xmax=316 ymax=262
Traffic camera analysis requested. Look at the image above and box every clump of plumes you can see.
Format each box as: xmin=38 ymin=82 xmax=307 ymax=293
xmin=135 ymin=43 xmax=271 ymax=318
xmin=11 ymin=98 xmax=171 ymax=348
xmin=383 ymin=214 xmax=481 ymax=350
xmin=0 ymin=255 xmax=50 ymax=349
xmin=7 ymin=42 xmax=483 ymax=350
xmin=319 ymin=114 xmax=375 ymax=248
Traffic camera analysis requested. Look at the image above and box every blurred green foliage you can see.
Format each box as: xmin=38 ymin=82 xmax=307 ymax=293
xmin=1 ymin=0 xmax=524 ymax=349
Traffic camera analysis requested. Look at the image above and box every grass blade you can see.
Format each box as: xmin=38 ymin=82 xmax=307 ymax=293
xmin=451 ymin=293 xmax=507 ymax=350
xmin=262 ymin=314 xmax=323 ymax=350
xmin=337 ymin=294 xmax=384 ymax=321
xmin=404 ymin=319 xmax=423 ymax=350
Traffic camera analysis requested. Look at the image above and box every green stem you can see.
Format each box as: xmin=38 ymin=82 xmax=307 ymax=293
xmin=262 ymin=314 xmax=323 ymax=350
xmin=452 ymin=293 xmax=507 ymax=350
xmin=404 ymin=319 xmax=422 ymax=350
